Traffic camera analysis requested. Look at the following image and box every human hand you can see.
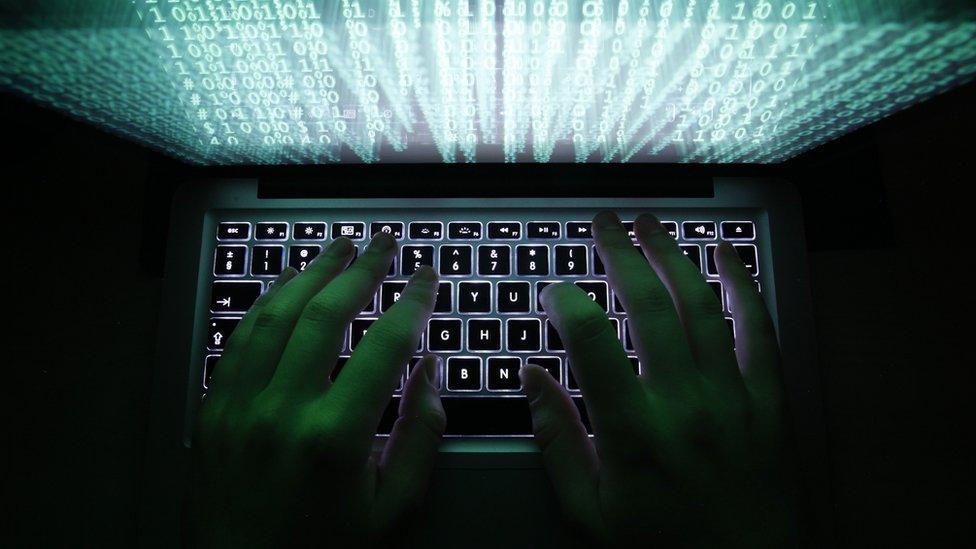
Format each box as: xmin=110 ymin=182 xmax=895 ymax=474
xmin=520 ymin=212 xmax=801 ymax=548
xmin=186 ymin=233 xmax=445 ymax=548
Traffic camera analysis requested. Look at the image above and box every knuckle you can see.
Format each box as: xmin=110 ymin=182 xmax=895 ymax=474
xmin=361 ymin=320 xmax=416 ymax=352
xmin=625 ymin=284 xmax=675 ymax=315
xmin=563 ymin=308 xmax=615 ymax=347
xmin=301 ymin=294 xmax=348 ymax=324
xmin=682 ymin=287 xmax=725 ymax=317
xmin=244 ymin=404 xmax=287 ymax=447
xmin=253 ymin=301 xmax=292 ymax=330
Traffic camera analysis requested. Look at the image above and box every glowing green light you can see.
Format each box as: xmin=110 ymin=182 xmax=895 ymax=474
xmin=1 ymin=1 xmax=974 ymax=164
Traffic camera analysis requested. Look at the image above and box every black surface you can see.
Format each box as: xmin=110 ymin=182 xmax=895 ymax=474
xmin=5 ymin=80 xmax=975 ymax=546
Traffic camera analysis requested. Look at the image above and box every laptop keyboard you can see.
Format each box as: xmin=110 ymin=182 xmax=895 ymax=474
xmin=203 ymin=213 xmax=762 ymax=436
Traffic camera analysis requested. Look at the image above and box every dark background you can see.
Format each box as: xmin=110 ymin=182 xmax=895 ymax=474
xmin=4 ymin=81 xmax=973 ymax=546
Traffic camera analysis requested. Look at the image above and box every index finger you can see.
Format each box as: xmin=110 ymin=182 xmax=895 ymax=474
xmin=324 ymin=266 xmax=439 ymax=441
xmin=541 ymin=282 xmax=651 ymax=457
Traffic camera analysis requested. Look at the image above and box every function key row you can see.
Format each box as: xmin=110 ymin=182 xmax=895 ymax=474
xmin=217 ymin=220 xmax=756 ymax=242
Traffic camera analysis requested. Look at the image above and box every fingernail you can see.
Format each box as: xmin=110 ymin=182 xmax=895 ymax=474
xmin=327 ymin=237 xmax=353 ymax=256
xmin=537 ymin=281 xmax=559 ymax=310
xmin=368 ymin=231 xmax=395 ymax=251
xmin=411 ymin=264 xmax=438 ymax=283
xmin=520 ymin=364 xmax=542 ymax=400
xmin=592 ymin=211 xmax=621 ymax=230
xmin=635 ymin=213 xmax=665 ymax=235
xmin=718 ymin=241 xmax=740 ymax=262
xmin=425 ymin=356 xmax=440 ymax=387
xmin=278 ymin=266 xmax=298 ymax=282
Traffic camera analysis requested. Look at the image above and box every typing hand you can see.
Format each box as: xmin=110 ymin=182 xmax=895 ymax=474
xmin=521 ymin=212 xmax=801 ymax=548
xmin=186 ymin=233 xmax=444 ymax=548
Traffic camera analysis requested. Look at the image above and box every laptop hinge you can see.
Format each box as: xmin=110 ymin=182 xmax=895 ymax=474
xmin=257 ymin=164 xmax=714 ymax=199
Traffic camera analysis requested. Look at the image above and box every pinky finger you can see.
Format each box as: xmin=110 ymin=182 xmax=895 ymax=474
xmin=715 ymin=242 xmax=783 ymax=402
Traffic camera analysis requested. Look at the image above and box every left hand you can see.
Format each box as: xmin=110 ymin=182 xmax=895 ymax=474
xmin=185 ymin=232 xmax=445 ymax=548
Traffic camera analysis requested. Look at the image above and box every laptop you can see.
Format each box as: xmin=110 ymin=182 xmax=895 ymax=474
xmin=2 ymin=1 xmax=973 ymax=546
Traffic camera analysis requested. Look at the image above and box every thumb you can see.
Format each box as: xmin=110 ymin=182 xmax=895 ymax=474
xmin=374 ymin=355 xmax=445 ymax=525
xmin=520 ymin=363 xmax=602 ymax=535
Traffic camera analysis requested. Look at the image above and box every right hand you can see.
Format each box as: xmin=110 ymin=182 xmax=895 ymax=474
xmin=520 ymin=211 xmax=802 ymax=548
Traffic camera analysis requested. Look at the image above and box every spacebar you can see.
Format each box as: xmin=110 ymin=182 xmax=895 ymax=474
xmin=442 ymin=397 xmax=533 ymax=435
xmin=377 ymin=397 xmax=592 ymax=436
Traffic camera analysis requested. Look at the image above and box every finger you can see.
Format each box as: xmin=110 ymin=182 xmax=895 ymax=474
xmin=520 ymin=363 xmax=602 ymax=535
xmin=211 ymin=267 xmax=297 ymax=392
xmin=325 ymin=266 xmax=438 ymax=441
xmin=541 ymin=282 xmax=651 ymax=456
xmin=591 ymin=211 xmax=695 ymax=388
xmin=267 ymin=232 xmax=398 ymax=395
xmin=234 ymin=237 xmax=358 ymax=395
xmin=716 ymin=241 xmax=783 ymax=402
xmin=374 ymin=355 xmax=446 ymax=523
xmin=634 ymin=213 xmax=741 ymax=387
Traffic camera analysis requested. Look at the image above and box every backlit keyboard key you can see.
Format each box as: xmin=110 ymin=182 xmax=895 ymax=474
xmin=380 ymin=281 xmax=407 ymax=312
xmin=210 ymin=281 xmax=262 ymax=313
xmin=516 ymin=245 xmax=550 ymax=275
xmin=721 ymin=221 xmax=755 ymax=240
xmin=402 ymin=245 xmax=434 ymax=275
xmin=705 ymin=244 xmax=759 ymax=276
xmin=545 ymin=320 xmax=564 ymax=351
xmin=294 ymin=222 xmax=326 ymax=240
xmin=409 ymin=221 xmax=443 ymax=240
xmin=332 ymin=222 xmax=365 ymax=240
xmin=487 ymin=221 xmax=521 ymax=240
xmin=434 ymin=282 xmax=453 ymax=313
xmin=440 ymin=246 xmax=473 ymax=276
xmin=448 ymin=221 xmax=483 ymax=239
xmin=679 ymin=244 xmax=702 ymax=272
xmin=370 ymin=221 xmax=404 ymax=239
xmin=458 ymin=281 xmax=491 ymax=313
xmin=251 ymin=246 xmax=284 ymax=276
xmin=217 ymin=222 xmax=250 ymax=241
xmin=566 ymin=222 xmax=593 ymax=239
xmin=507 ymin=319 xmax=542 ymax=352
xmin=289 ymin=245 xmax=321 ymax=271
xmin=497 ymin=282 xmax=531 ymax=313
xmin=622 ymin=221 xmax=636 ymax=238
xmin=447 ymin=357 xmax=481 ymax=391
xmin=214 ymin=245 xmax=247 ymax=276
xmin=661 ymin=221 xmax=679 ymax=239
xmin=593 ymin=246 xmax=606 ymax=275
xmin=428 ymin=319 xmax=463 ymax=351
xmin=477 ymin=245 xmax=511 ymax=276
xmin=682 ymin=221 xmax=717 ymax=240
xmin=350 ymin=318 xmax=376 ymax=350
xmin=535 ymin=281 xmax=555 ymax=312
xmin=527 ymin=222 xmax=560 ymax=239
xmin=734 ymin=244 xmax=759 ymax=275
xmin=255 ymin=222 xmax=288 ymax=240
xmin=203 ymin=355 xmax=220 ymax=389
xmin=529 ymin=356 xmax=562 ymax=383
xmin=555 ymin=245 xmax=588 ymax=275
xmin=575 ymin=281 xmax=609 ymax=312
xmin=468 ymin=319 xmax=502 ymax=352
xmin=487 ymin=357 xmax=522 ymax=391
xmin=207 ymin=317 xmax=241 ymax=351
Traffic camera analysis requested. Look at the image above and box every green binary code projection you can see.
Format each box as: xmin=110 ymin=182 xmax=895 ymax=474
xmin=1 ymin=1 xmax=974 ymax=164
